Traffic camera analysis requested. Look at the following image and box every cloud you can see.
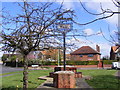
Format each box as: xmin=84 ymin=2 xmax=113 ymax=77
xmin=85 ymin=0 xmax=118 ymax=25
xmin=0 ymin=45 xmax=4 ymax=58
xmin=111 ymin=30 xmax=117 ymax=35
xmin=55 ymin=0 xmax=118 ymax=25
xmin=56 ymin=0 xmax=75 ymax=10
xmin=96 ymin=30 xmax=103 ymax=36
xmin=83 ymin=28 xmax=94 ymax=35
xmin=0 ymin=51 xmax=4 ymax=58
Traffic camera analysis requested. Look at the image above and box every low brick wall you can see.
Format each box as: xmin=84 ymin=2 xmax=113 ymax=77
xmin=53 ymin=71 xmax=75 ymax=88
xmin=42 ymin=64 xmax=112 ymax=68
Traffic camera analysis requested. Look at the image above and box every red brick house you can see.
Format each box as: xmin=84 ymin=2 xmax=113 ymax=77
xmin=110 ymin=46 xmax=120 ymax=60
xmin=70 ymin=45 xmax=101 ymax=61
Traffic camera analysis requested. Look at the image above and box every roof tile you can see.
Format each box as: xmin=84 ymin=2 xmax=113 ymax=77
xmin=70 ymin=46 xmax=100 ymax=55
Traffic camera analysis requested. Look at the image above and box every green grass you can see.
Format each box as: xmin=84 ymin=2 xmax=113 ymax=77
xmin=2 ymin=69 xmax=119 ymax=90
xmin=78 ymin=69 xmax=119 ymax=90
xmin=2 ymin=70 xmax=52 ymax=90
xmin=0 ymin=71 xmax=23 ymax=76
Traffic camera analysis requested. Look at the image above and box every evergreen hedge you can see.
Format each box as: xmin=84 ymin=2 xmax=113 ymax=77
xmin=4 ymin=60 xmax=118 ymax=67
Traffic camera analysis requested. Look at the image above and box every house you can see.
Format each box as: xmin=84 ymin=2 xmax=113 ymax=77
xmin=41 ymin=48 xmax=62 ymax=61
xmin=66 ymin=54 xmax=71 ymax=60
xmin=110 ymin=45 xmax=120 ymax=60
xmin=27 ymin=51 xmax=41 ymax=59
xmin=70 ymin=45 xmax=101 ymax=61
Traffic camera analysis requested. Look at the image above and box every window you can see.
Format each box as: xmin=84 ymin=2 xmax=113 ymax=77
xmin=88 ymin=54 xmax=94 ymax=57
xmin=80 ymin=55 xmax=83 ymax=57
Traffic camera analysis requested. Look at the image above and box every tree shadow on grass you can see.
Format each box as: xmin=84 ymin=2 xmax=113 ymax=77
xmin=86 ymin=75 xmax=120 ymax=90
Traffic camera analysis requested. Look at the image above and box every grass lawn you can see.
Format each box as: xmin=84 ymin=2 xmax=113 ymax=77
xmin=1 ymin=69 xmax=119 ymax=90
xmin=2 ymin=70 xmax=52 ymax=90
xmin=78 ymin=69 xmax=119 ymax=90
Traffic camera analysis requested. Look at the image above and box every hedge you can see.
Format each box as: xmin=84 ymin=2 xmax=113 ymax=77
xmin=66 ymin=60 xmax=118 ymax=65
xmin=5 ymin=61 xmax=24 ymax=67
xmin=4 ymin=60 xmax=118 ymax=67
xmin=28 ymin=59 xmax=42 ymax=66
xmin=5 ymin=59 xmax=42 ymax=67
xmin=42 ymin=61 xmax=58 ymax=65
xmin=66 ymin=60 xmax=99 ymax=65
xmin=103 ymin=60 xmax=118 ymax=64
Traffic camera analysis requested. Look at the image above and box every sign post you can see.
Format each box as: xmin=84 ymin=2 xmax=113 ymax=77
xmin=57 ymin=18 xmax=72 ymax=71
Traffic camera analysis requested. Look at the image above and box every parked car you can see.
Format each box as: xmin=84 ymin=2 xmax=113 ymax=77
xmin=111 ymin=62 xmax=120 ymax=69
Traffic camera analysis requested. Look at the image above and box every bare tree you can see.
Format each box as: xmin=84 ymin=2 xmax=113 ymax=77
xmin=1 ymin=1 xmax=74 ymax=89
xmin=76 ymin=0 xmax=120 ymax=25
xmin=70 ymin=0 xmax=120 ymax=45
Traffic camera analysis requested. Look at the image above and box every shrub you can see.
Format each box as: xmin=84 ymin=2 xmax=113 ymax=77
xmin=66 ymin=60 xmax=99 ymax=65
xmin=5 ymin=59 xmax=116 ymax=67
xmin=42 ymin=61 xmax=57 ymax=65
xmin=5 ymin=61 xmax=24 ymax=67
xmin=28 ymin=59 xmax=41 ymax=66
xmin=103 ymin=60 xmax=118 ymax=64
xmin=5 ymin=59 xmax=41 ymax=67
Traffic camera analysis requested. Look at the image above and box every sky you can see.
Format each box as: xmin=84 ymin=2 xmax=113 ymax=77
xmin=0 ymin=0 xmax=119 ymax=58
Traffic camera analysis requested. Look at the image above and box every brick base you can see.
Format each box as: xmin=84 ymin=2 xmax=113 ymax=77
xmin=49 ymin=72 xmax=54 ymax=78
xmin=54 ymin=66 xmax=77 ymax=73
xmin=75 ymin=72 xmax=82 ymax=78
xmin=53 ymin=71 xmax=75 ymax=88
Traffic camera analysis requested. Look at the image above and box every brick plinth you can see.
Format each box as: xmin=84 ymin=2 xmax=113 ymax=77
xmin=75 ymin=72 xmax=82 ymax=78
xmin=54 ymin=66 xmax=77 ymax=73
xmin=49 ymin=72 xmax=54 ymax=77
xmin=53 ymin=71 xmax=75 ymax=88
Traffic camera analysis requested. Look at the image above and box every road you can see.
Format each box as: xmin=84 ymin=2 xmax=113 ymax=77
xmin=0 ymin=64 xmax=23 ymax=73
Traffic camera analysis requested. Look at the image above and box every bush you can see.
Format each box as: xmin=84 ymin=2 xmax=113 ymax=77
xmin=5 ymin=59 xmax=42 ymax=67
xmin=42 ymin=60 xmax=100 ymax=65
xmin=66 ymin=60 xmax=99 ymax=65
xmin=5 ymin=61 xmax=24 ymax=67
xmin=28 ymin=59 xmax=41 ymax=66
xmin=103 ymin=60 xmax=118 ymax=64
xmin=5 ymin=59 xmax=116 ymax=67
xmin=42 ymin=61 xmax=57 ymax=65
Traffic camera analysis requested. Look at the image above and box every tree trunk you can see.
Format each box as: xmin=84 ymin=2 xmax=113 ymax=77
xmin=23 ymin=55 xmax=28 ymax=90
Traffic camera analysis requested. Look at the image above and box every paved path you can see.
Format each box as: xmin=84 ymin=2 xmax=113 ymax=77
xmin=0 ymin=73 xmax=21 ymax=77
xmin=116 ymin=70 xmax=120 ymax=79
xmin=1 ymin=64 xmax=23 ymax=74
xmin=37 ymin=76 xmax=54 ymax=89
xmin=36 ymin=76 xmax=93 ymax=89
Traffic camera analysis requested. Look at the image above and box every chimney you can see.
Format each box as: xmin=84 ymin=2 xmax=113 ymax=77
xmin=96 ymin=45 xmax=100 ymax=52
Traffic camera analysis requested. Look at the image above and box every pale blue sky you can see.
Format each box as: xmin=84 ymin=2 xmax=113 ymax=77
xmin=0 ymin=0 xmax=118 ymax=58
